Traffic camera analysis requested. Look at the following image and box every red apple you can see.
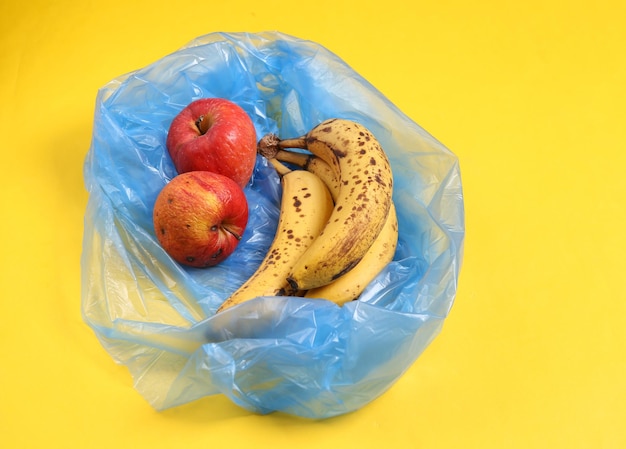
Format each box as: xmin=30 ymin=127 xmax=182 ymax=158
xmin=153 ymin=171 xmax=248 ymax=268
xmin=166 ymin=98 xmax=257 ymax=188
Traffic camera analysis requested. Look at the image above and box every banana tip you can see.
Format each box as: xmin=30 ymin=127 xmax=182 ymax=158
xmin=286 ymin=277 xmax=299 ymax=292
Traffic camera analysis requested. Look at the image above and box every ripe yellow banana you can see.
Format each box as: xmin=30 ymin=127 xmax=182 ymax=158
xmin=260 ymin=119 xmax=394 ymax=291
xmin=304 ymin=201 xmax=398 ymax=305
xmin=216 ymin=160 xmax=334 ymax=313
xmin=264 ymin=149 xmax=399 ymax=305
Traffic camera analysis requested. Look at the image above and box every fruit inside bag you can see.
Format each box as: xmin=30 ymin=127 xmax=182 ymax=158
xmin=81 ymin=31 xmax=464 ymax=419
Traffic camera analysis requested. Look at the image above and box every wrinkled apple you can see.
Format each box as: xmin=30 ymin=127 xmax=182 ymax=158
xmin=153 ymin=171 xmax=248 ymax=267
xmin=166 ymin=98 xmax=257 ymax=188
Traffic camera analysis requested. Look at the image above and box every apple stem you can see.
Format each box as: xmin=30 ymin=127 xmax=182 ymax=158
xmin=222 ymin=224 xmax=243 ymax=241
xmin=196 ymin=114 xmax=213 ymax=135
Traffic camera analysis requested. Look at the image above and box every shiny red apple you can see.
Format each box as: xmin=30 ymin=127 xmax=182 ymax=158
xmin=166 ymin=98 xmax=257 ymax=188
xmin=153 ymin=171 xmax=248 ymax=268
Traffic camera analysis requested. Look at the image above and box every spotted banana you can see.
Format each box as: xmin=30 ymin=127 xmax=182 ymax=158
xmin=263 ymin=148 xmax=399 ymax=305
xmin=305 ymin=202 xmax=398 ymax=304
xmin=259 ymin=119 xmax=394 ymax=290
xmin=216 ymin=159 xmax=334 ymax=312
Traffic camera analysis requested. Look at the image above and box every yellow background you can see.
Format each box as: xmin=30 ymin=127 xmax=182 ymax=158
xmin=1 ymin=0 xmax=625 ymax=447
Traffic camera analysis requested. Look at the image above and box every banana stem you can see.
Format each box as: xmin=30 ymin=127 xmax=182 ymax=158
xmin=275 ymin=149 xmax=313 ymax=169
xmin=257 ymin=133 xmax=280 ymax=158
xmin=277 ymin=137 xmax=307 ymax=150
xmin=258 ymin=133 xmax=308 ymax=159
xmin=268 ymin=158 xmax=292 ymax=177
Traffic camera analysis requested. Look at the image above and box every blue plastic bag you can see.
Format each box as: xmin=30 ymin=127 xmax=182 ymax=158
xmin=81 ymin=31 xmax=464 ymax=419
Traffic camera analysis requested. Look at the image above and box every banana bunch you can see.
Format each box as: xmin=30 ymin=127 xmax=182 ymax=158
xmin=262 ymin=147 xmax=399 ymax=305
xmin=217 ymin=118 xmax=397 ymax=312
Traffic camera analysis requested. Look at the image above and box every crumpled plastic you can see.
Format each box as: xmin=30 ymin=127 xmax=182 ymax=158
xmin=81 ymin=31 xmax=465 ymax=419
